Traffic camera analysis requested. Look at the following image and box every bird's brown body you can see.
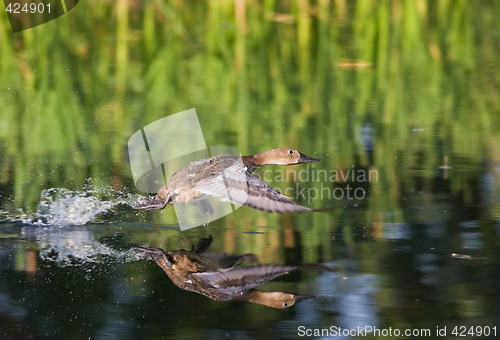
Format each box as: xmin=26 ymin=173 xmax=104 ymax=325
xmin=132 ymin=235 xmax=315 ymax=308
xmin=133 ymin=147 xmax=320 ymax=213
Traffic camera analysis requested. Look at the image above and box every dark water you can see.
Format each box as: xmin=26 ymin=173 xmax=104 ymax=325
xmin=1 ymin=183 xmax=499 ymax=339
xmin=1 ymin=1 xmax=500 ymax=339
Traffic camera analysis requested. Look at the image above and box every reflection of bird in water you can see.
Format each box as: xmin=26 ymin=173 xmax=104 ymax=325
xmin=133 ymin=147 xmax=320 ymax=213
xmin=132 ymin=235 xmax=315 ymax=308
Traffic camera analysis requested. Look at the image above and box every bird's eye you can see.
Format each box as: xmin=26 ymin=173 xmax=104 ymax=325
xmin=288 ymin=150 xmax=293 ymax=155
xmin=284 ymin=302 xmax=288 ymax=306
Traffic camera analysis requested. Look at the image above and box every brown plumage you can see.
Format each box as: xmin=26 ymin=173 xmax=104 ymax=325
xmin=133 ymin=147 xmax=320 ymax=213
xmin=132 ymin=235 xmax=315 ymax=309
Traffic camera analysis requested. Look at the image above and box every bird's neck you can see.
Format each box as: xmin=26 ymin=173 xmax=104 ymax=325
xmin=235 ymin=290 xmax=283 ymax=308
xmin=242 ymin=151 xmax=274 ymax=173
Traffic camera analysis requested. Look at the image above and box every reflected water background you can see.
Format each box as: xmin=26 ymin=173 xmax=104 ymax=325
xmin=1 ymin=0 xmax=500 ymax=339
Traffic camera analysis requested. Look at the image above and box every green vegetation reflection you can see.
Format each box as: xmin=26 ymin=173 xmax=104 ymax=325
xmin=0 ymin=1 xmax=499 ymax=235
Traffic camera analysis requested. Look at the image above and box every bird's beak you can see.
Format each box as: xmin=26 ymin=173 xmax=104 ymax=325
xmin=298 ymin=153 xmax=321 ymax=163
xmin=293 ymin=294 xmax=316 ymax=303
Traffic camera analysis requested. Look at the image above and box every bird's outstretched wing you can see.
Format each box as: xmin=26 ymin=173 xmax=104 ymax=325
xmin=193 ymin=167 xmax=311 ymax=213
xmin=193 ymin=265 xmax=297 ymax=296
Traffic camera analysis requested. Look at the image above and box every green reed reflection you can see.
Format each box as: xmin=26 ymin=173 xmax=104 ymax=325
xmin=0 ymin=0 xmax=499 ymax=224
xmin=1 ymin=2 xmax=499 ymax=338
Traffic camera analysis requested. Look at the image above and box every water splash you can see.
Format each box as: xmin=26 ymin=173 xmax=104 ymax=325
xmin=2 ymin=187 xmax=141 ymax=227
xmin=15 ymin=224 xmax=140 ymax=267
xmin=35 ymin=188 xmax=124 ymax=226
xmin=34 ymin=227 xmax=138 ymax=265
xmin=0 ymin=187 xmax=146 ymax=267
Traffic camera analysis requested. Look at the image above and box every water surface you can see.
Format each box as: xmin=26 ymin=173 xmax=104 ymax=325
xmin=1 ymin=1 xmax=500 ymax=339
